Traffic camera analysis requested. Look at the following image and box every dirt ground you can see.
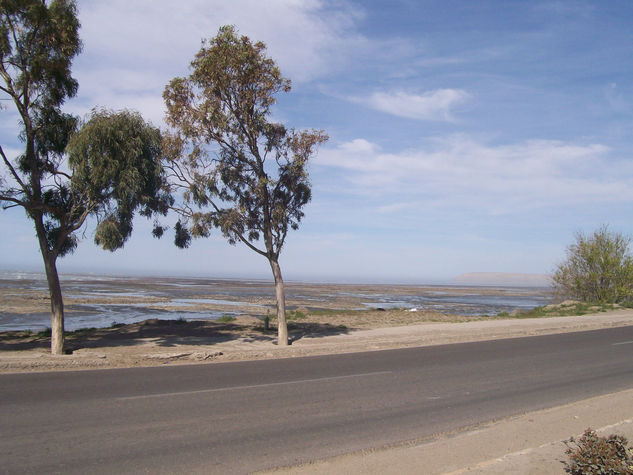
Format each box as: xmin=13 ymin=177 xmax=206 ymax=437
xmin=1 ymin=305 xmax=632 ymax=373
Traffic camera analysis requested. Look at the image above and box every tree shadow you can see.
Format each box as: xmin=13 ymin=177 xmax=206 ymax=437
xmin=0 ymin=332 xmax=52 ymax=351
xmin=285 ymin=321 xmax=350 ymax=344
xmin=0 ymin=318 xmax=352 ymax=352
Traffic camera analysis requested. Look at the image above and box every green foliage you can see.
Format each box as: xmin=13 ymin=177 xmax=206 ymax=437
xmin=163 ymin=25 xmax=328 ymax=260
xmin=553 ymin=227 xmax=633 ymax=304
xmin=0 ymin=0 xmax=82 ymax=258
xmin=286 ymin=310 xmax=307 ymax=321
xmin=173 ymin=220 xmax=191 ymax=248
xmin=217 ymin=315 xmax=236 ymax=323
xmin=0 ymin=0 xmax=81 ymax=118
xmin=37 ymin=328 xmax=52 ymax=338
xmin=519 ymin=302 xmax=617 ymax=318
xmin=66 ymin=109 xmax=171 ymax=252
xmin=564 ymin=428 xmax=633 ymax=474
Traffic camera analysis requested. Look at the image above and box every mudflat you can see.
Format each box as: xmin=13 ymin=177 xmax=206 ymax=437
xmin=0 ymin=274 xmax=550 ymax=330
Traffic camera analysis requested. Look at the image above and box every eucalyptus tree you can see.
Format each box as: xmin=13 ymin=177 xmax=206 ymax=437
xmin=163 ymin=25 xmax=327 ymax=346
xmin=0 ymin=0 xmax=169 ymax=354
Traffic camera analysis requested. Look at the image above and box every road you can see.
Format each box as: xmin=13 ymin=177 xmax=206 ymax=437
xmin=1 ymin=327 xmax=633 ymax=474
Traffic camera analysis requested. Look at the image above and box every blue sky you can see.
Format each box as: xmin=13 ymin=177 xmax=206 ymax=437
xmin=2 ymin=0 xmax=633 ymax=283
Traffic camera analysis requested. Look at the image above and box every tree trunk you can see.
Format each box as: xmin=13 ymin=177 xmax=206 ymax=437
xmin=43 ymin=255 xmax=65 ymax=355
xmin=34 ymin=218 xmax=65 ymax=355
xmin=269 ymin=258 xmax=288 ymax=346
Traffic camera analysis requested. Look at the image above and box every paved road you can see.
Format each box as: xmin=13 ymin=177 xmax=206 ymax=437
xmin=1 ymin=327 xmax=633 ymax=474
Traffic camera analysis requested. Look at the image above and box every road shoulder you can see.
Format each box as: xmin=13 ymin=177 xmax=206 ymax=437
xmin=1 ymin=309 xmax=632 ymax=372
xmin=263 ymin=388 xmax=633 ymax=474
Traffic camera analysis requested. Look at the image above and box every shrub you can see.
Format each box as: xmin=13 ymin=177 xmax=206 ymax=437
xmin=287 ymin=310 xmax=306 ymax=321
xmin=217 ymin=315 xmax=236 ymax=323
xmin=553 ymin=227 xmax=633 ymax=304
xmin=564 ymin=428 xmax=633 ymax=474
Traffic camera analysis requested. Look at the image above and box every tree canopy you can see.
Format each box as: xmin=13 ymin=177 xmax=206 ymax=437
xmin=553 ymin=227 xmax=633 ymax=304
xmin=163 ymin=25 xmax=328 ymax=345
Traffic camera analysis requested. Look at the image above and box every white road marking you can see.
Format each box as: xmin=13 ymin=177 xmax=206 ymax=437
xmin=117 ymin=371 xmax=393 ymax=400
xmin=612 ymin=340 xmax=633 ymax=346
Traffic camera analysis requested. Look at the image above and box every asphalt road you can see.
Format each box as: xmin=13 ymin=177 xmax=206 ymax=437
xmin=1 ymin=327 xmax=633 ymax=474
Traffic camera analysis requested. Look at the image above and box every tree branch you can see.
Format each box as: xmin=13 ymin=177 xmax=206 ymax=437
xmin=0 ymin=145 xmax=28 ymax=193
xmin=207 ymin=198 xmax=267 ymax=257
xmin=0 ymin=194 xmax=25 ymax=208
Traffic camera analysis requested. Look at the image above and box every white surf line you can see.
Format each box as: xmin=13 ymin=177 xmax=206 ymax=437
xmin=117 ymin=371 xmax=393 ymax=401
xmin=612 ymin=340 xmax=633 ymax=346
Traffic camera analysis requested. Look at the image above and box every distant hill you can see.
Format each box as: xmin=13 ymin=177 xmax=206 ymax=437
xmin=451 ymin=272 xmax=552 ymax=287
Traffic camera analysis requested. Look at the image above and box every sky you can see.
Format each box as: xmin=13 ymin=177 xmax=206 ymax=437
xmin=2 ymin=0 xmax=633 ymax=283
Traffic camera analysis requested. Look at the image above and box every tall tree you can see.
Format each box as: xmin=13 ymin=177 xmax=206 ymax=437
xmin=0 ymin=0 xmax=169 ymax=354
xmin=163 ymin=25 xmax=327 ymax=346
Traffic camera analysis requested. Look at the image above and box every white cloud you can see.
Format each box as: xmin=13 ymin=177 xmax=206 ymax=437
xmin=350 ymin=89 xmax=470 ymax=121
xmin=375 ymin=202 xmax=417 ymax=214
xmin=68 ymin=0 xmax=368 ymax=124
xmin=76 ymin=1 xmax=364 ymax=80
xmin=315 ymin=135 xmax=627 ymax=214
xmin=339 ymin=138 xmax=381 ymax=154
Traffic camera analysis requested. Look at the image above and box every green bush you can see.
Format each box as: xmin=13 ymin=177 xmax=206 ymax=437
xmin=564 ymin=428 xmax=633 ymax=474
xmin=519 ymin=302 xmax=618 ymax=318
xmin=217 ymin=315 xmax=236 ymax=323
xmin=553 ymin=227 xmax=633 ymax=304
xmin=287 ymin=310 xmax=306 ymax=321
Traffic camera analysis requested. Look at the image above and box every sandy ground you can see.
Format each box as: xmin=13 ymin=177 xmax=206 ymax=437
xmin=1 ymin=307 xmax=632 ymax=373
